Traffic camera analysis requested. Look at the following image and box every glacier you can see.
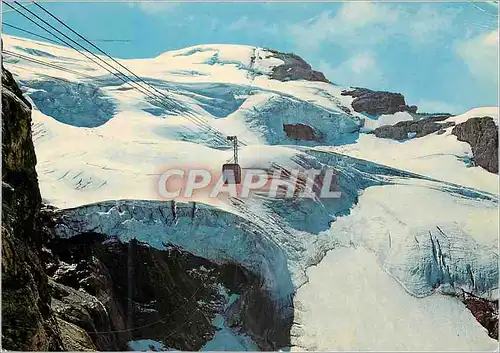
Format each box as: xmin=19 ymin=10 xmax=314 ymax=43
xmin=2 ymin=34 xmax=498 ymax=351
xmin=20 ymin=79 xmax=117 ymax=127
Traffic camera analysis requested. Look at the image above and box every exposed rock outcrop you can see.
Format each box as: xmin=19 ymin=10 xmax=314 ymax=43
xmin=451 ymin=117 xmax=498 ymax=174
xmin=460 ymin=291 xmax=498 ymax=340
xmin=372 ymin=115 xmax=454 ymax=140
xmin=266 ymin=49 xmax=329 ymax=83
xmin=227 ymin=282 xmax=293 ymax=350
xmin=43 ymin=233 xmax=222 ymax=350
xmin=283 ymin=123 xmax=320 ymax=141
xmin=342 ymin=88 xmax=418 ymax=116
xmin=42 ymin=230 xmax=292 ymax=351
xmin=1 ymin=66 xmax=64 ymax=350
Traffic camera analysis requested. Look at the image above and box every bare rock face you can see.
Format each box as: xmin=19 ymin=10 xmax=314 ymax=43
xmin=372 ymin=115 xmax=454 ymax=140
xmin=227 ymin=281 xmax=293 ymax=350
xmin=283 ymin=123 xmax=320 ymax=141
xmin=266 ymin=49 xmax=329 ymax=83
xmin=341 ymin=87 xmax=417 ymax=116
xmin=1 ymin=66 xmax=64 ymax=350
xmin=461 ymin=291 xmax=498 ymax=340
xmin=43 ymin=230 xmax=293 ymax=351
xmin=55 ymin=316 xmax=96 ymax=351
xmin=371 ymin=114 xmax=498 ymax=175
xmin=49 ymin=280 xmax=110 ymax=351
xmin=451 ymin=117 xmax=498 ymax=174
xmin=44 ymin=233 xmax=222 ymax=350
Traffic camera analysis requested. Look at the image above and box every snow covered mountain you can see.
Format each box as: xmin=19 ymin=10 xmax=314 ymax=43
xmin=2 ymin=34 xmax=498 ymax=351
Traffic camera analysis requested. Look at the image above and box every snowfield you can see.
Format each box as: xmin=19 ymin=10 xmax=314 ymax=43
xmin=444 ymin=107 xmax=499 ymax=126
xmin=3 ymin=34 xmax=498 ymax=351
xmin=292 ymin=247 xmax=498 ymax=351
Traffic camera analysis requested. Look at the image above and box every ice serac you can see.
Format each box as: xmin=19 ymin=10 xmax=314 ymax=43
xmin=21 ymin=79 xmax=117 ymax=127
xmin=49 ymin=148 xmax=498 ymax=302
xmin=50 ymin=200 xmax=295 ymax=350
xmin=291 ymin=247 xmax=498 ymax=351
xmin=52 ymin=200 xmax=293 ymax=294
xmin=1 ymin=64 xmax=287 ymax=351
xmin=227 ymin=93 xmax=361 ymax=146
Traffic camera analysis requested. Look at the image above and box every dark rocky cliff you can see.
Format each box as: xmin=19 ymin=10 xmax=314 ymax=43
xmin=42 ymin=231 xmax=287 ymax=351
xmin=2 ymin=66 xmax=64 ymax=350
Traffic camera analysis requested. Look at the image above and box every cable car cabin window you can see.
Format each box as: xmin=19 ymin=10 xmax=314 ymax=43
xmin=222 ymin=163 xmax=242 ymax=184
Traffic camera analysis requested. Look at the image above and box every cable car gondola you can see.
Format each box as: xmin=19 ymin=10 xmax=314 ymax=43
xmin=222 ymin=136 xmax=242 ymax=184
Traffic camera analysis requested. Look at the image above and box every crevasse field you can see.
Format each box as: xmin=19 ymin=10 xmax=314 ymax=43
xmin=3 ymin=34 xmax=498 ymax=351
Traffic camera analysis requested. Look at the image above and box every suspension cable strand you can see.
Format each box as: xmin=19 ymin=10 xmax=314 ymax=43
xmin=31 ymin=1 xmax=229 ymax=136
xmin=3 ymin=53 xmax=223 ymax=146
xmin=6 ymin=62 xmax=91 ymax=82
xmin=2 ymin=50 xmax=202 ymax=139
xmin=24 ymin=0 xmax=225 ymax=139
xmin=5 ymin=19 xmax=306 ymax=197
xmin=3 ymin=54 xmax=224 ymax=146
xmin=6 ymin=8 xmax=323 ymax=202
xmin=7 ymin=1 xmax=183 ymax=114
xmin=3 ymin=50 xmax=97 ymax=79
xmin=6 ymin=3 xmax=226 ymax=146
xmin=2 ymin=2 xmax=172 ymax=113
xmin=3 ymin=22 xmax=61 ymax=44
xmin=5 ymin=2 xmax=187 ymax=117
xmin=2 ymin=55 xmax=142 ymax=122
xmin=33 ymin=1 xmax=183 ymax=111
xmin=5 ymin=2 xmax=232 ymax=147
xmin=27 ymin=1 xmax=232 ymax=146
xmin=3 ymin=22 xmax=129 ymax=45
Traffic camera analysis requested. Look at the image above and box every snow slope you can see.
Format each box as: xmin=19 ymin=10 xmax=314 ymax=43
xmin=444 ymin=106 xmax=499 ymax=126
xmin=2 ymin=34 xmax=498 ymax=351
xmin=292 ymin=247 xmax=497 ymax=351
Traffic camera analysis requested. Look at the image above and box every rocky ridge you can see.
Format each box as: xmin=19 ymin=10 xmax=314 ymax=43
xmin=342 ymin=87 xmax=418 ymax=116
xmin=371 ymin=115 xmax=454 ymax=140
xmin=264 ymin=49 xmax=329 ymax=83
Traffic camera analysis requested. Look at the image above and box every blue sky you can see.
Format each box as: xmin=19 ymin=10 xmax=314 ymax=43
xmin=2 ymin=1 xmax=498 ymax=114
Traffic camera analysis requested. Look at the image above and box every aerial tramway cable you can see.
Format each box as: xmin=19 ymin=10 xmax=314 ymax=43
xmin=6 ymin=1 xmax=232 ymax=147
